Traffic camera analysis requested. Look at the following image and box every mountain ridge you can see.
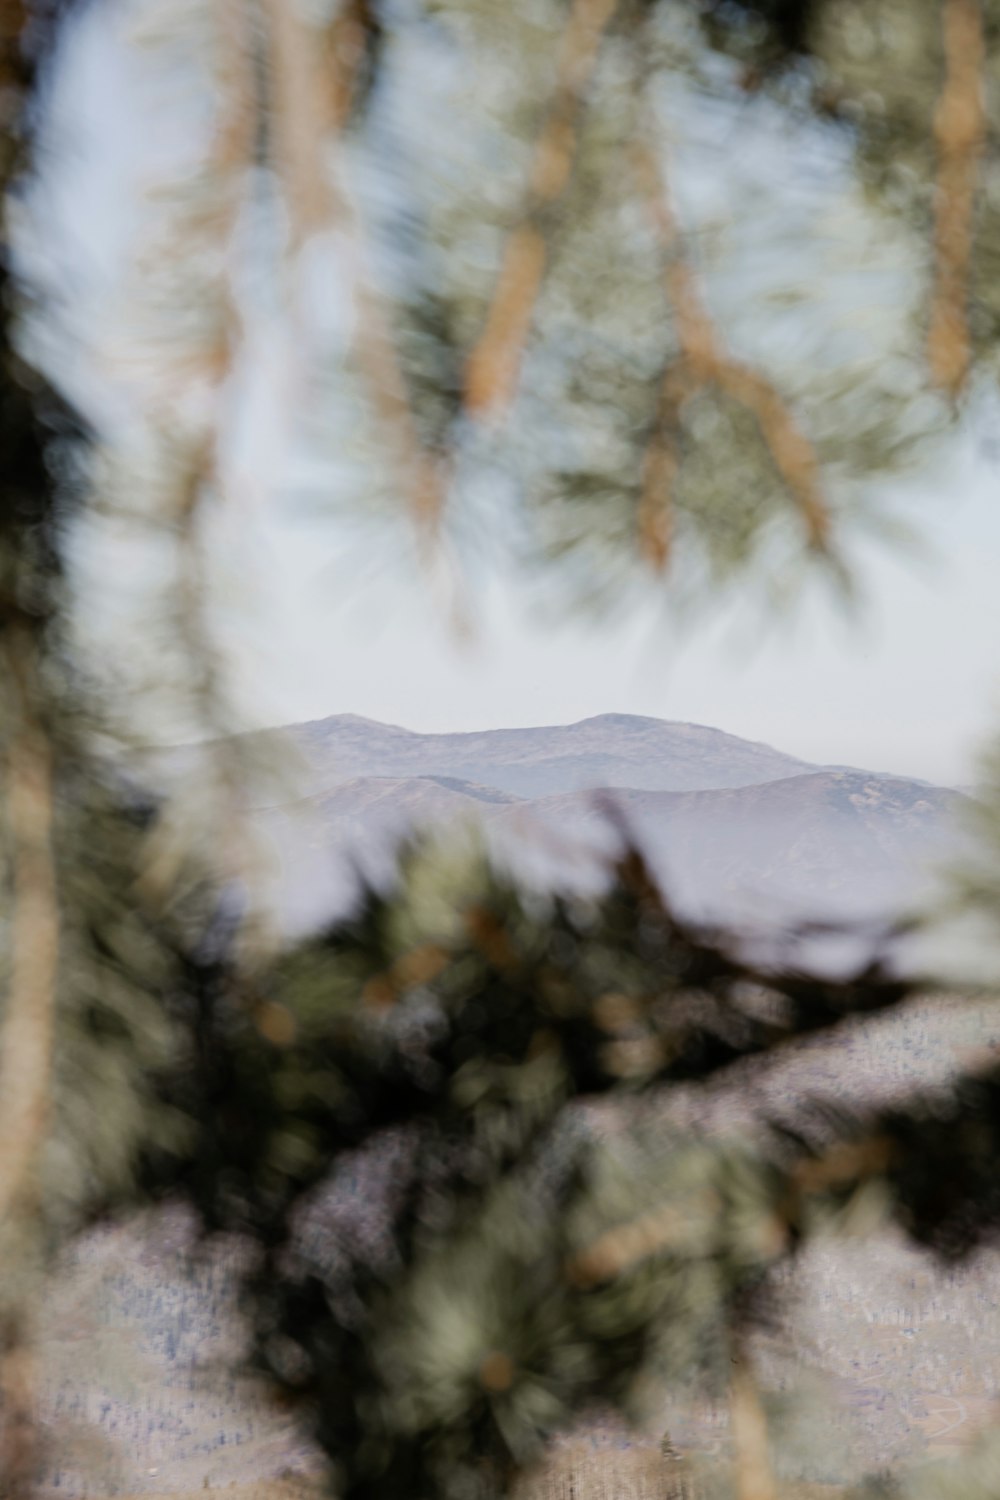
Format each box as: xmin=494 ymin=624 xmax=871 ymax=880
xmin=145 ymin=712 xmax=966 ymax=941
xmin=286 ymin=710 xmax=815 ymax=798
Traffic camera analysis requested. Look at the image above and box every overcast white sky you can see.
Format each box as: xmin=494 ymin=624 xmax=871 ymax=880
xmin=31 ymin=0 xmax=1000 ymax=787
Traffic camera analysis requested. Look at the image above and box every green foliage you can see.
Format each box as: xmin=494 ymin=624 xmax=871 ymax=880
xmin=123 ymin=832 xmax=924 ymax=1496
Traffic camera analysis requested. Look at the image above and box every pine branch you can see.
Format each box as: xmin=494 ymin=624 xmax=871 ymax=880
xmin=762 ymin=1062 xmax=1000 ymax=1259
xmin=464 ymin=0 xmax=620 ymax=422
xmin=261 ymin=0 xmax=447 ymax=537
xmin=631 ymin=130 xmax=832 ymax=555
xmin=118 ymin=0 xmax=279 ymax=945
xmin=147 ymin=834 xmax=913 ymax=1273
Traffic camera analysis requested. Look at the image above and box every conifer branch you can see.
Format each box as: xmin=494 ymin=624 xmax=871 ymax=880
xmin=261 ymin=0 xmax=335 ymax=245
xmin=632 ymin=133 xmax=832 ymax=554
xmin=464 ymin=0 xmax=620 ymax=421
xmin=325 ymin=0 xmax=381 ymax=130
xmin=261 ymin=0 xmax=447 ymax=538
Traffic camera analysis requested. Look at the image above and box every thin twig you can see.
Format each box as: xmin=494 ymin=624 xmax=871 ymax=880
xmin=637 ymin=361 xmax=686 ymax=570
xmin=790 ymin=1134 xmax=895 ymax=1196
xmin=928 ymin=0 xmax=985 ymax=398
xmin=0 ymin=633 xmax=58 ymax=1234
xmin=0 ymin=1307 xmax=37 ymax=1500
xmin=729 ymin=1340 xmax=777 ymax=1500
xmin=464 ymin=0 xmax=620 ymax=421
xmin=0 ymin=634 xmax=58 ymax=1489
xmin=565 ymin=1188 xmax=723 ymax=1288
xmin=204 ymin=0 xmax=256 ymax=373
xmin=326 ymin=0 xmax=380 ymax=132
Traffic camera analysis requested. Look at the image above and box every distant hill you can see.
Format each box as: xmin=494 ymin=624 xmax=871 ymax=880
xmin=281 ymin=711 xmax=814 ymax=798
xmin=496 ymin=771 xmax=963 ymax=929
xmin=236 ymin=716 xmax=966 ymax=941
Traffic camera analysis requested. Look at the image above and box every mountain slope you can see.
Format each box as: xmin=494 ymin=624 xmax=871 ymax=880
xmin=255 ymin=763 xmax=964 ymax=939
xmin=148 ymin=713 xmax=964 ymax=937
xmin=496 ymin=772 xmax=963 ymax=926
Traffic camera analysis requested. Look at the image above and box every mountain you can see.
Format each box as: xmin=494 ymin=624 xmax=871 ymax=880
xmin=493 ymin=771 xmax=963 ymax=929
xmin=280 ymin=712 xmax=814 ymax=799
xmin=254 ymin=773 xmax=527 ymax=932
xmin=239 ymin=716 xmax=966 ymax=942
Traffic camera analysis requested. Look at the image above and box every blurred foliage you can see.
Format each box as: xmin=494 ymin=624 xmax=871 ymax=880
xmin=132 ymin=833 xmax=1000 ymax=1497
xmin=6 ymin=2 xmax=1000 ymax=1499
xmin=352 ymin=0 xmax=956 ymax=613
xmin=137 ymin=834 xmax=917 ymax=1499
xmin=702 ymin=0 xmax=1000 ymax=394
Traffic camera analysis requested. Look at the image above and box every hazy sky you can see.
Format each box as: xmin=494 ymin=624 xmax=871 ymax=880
xmin=31 ymin=0 xmax=1000 ymax=787
xmin=237 ymin=447 xmax=1000 ymax=786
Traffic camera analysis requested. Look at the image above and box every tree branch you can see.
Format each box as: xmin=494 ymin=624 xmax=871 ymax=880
xmin=0 ymin=634 xmax=58 ymax=1236
xmin=632 ymin=133 xmax=831 ymax=555
xmin=464 ymin=0 xmax=620 ymax=421
xmin=927 ymin=0 xmax=985 ymax=398
xmin=261 ymin=0 xmax=447 ymax=536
